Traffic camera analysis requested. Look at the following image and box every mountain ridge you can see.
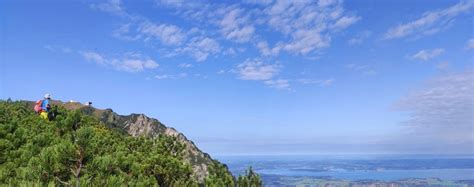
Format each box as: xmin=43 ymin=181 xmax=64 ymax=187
xmin=25 ymin=100 xmax=220 ymax=183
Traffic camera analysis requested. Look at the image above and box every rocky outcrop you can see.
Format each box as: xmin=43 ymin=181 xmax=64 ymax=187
xmin=115 ymin=113 xmax=214 ymax=182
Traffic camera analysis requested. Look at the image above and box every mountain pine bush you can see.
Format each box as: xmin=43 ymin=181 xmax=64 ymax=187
xmin=236 ymin=167 xmax=262 ymax=187
xmin=0 ymin=100 xmax=261 ymax=186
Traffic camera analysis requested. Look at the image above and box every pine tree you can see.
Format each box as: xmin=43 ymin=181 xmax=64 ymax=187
xmin=236 ymin=167 xmax=262 ymax=187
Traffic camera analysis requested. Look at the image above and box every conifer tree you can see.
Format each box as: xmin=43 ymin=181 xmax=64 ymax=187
xmin=236 ymin=167 xmax=262 ymax=187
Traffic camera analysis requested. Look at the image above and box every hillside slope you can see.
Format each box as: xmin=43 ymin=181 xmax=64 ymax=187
xmin=0 ymin=100 xmax=236 ymax=186
xmin=54 ymin=100 xmax=217 ymax=182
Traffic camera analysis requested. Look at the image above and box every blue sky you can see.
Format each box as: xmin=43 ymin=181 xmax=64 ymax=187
xmin=1 ymin=0 xmax=473 ymax=155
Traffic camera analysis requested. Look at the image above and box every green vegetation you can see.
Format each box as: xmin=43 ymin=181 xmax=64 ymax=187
xmin=205 ymin=162 xmax=235 ymax=186
xmin=0 ymin=100 xmax=261 ymax=186
xmin=236 ymin=167 xmax=262 ymax=187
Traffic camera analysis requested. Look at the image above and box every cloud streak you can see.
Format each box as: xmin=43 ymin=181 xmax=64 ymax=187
xmin=384 ymin=0 xmax=474 ymax=40
xmin=153 ymin=0 xmax=360 ymax=57
xmin=297 ymin=78 xmax=335 ymax=86
xmin=81 ymin=51 xmax=159 ymax=72
xmin=264 ymin=0 xmax=360 ymax=55
xmin=264 ymin=79 xmax=290 ymax=90
xmin=177 ymin=37 xmax=221 ymax=62
xmin=219 ymin=6 xmax=255 ymax=43
xmin=233 ymin=58 xmax=291 ymax=90
xmin=155 ymin=73 xmax=187 ymax=80
xmin=236 ymin=58 xmax=280 ymax=81
xmin=137 ymin=21 xmax=187 ymax=45
xmin=410 ymin=48 xmax=444 ymax=61
xmin=90 ymin=0 xmax=125 ymax=15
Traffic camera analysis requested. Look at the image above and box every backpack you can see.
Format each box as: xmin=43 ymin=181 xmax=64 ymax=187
xmin=34 ymin=100 xmax=43 ymax=113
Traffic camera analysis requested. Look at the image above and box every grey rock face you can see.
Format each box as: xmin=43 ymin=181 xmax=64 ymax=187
xmin=96 ymin=109 xmax=214 ymax=182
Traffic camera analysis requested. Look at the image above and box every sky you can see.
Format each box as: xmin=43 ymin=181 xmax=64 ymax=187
xmin=1 ymin=0 xmax=473 ymax=155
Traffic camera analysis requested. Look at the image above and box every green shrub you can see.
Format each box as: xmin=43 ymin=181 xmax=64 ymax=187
xmin=0 ymin=101 xmax=197 ymax=186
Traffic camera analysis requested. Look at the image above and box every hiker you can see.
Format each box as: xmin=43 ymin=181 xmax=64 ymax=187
xmin=34 ymin=94 xmax=52 ymax=120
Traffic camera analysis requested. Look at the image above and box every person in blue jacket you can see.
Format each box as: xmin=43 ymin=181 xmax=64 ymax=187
xmin=40 ymin=94 xmax=52 ymax=119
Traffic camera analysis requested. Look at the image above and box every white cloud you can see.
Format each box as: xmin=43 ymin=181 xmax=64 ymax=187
xmin=100 ymin=4 xmax=201 ymax=57
xmin=264 ymin=79 xmax=290 ymax=90
xmin=95 ymin=0 xmax=362 ymax=82
xmin=219 ymin=6 xmax=255 ymax=43
xmin=115 ymin=59 xmax=158 ymax=72
xmin=112 ymin=24 xmax=141 ymax=41
xmin=179 ymin=63 xmax=193 ymax=68
xmin=82 ymin=51 xmax=107 ymax=65
xmin=155 ymin=74 xmax=170 ymax=79
xmin=318 ymin=0 xmax=338 ymax=7
xmin=156 ymin=0 xmax=185 ymax=7
xmin=243 ymin=0 xmax=273 ymax=6
xmin=236 ymin=58 xmax=280 ymax=80
xmin=154 ymin=73 xmax=187 ymax=79
xmin=110 ymin=16 xmax=222 ymax=62
xmin=234 ymin=59 xmax=289 ymax=90
xmin=158 ymin=0 xmax=358 ymax=56
xmin=81 ymin=51 xmax=158 ymax=72
xmin=283 ymin=30 xmax=330 ymax=55
xmin=178 ymin=37 xmax=221 ymax=62
xmin=395 ymin=70 xmax=474 ymax=147
xmin=411 ymin=48 xmax=444 ymax=61
xmin=113 ymin=21 xmax=187 ymax=46
xmin=330 ymin=15 xmax=361 ymax=30
xmin=257 ymin=41 xmax=282 ymax=56
xmin=264 ymin=1 xmax=359 ymax=55
xmin=166 ymin=3 xmax=257 ymax=43
xmin=257 ymin=41 xmax=271 ymax=56
xmin=91 ymin=0 xmax=125 ymax=15
xmin=94 ymin=0 xmax=225 ymax=63
xmin=138 ymin=21 xmax=186 ymax=45
xmin=466 ymin=38 xmax=474 ymax=50
xmin=384 ymin=1 xmax=474 ymax=40
xmin=297 ymin=78 xmax=335 ymax=86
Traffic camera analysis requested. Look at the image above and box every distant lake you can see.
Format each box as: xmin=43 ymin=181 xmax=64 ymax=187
xmin=216 ymin=154 xmax=474 ymax=181
xmin=257 ymin=168 xmax=474 ymax=180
